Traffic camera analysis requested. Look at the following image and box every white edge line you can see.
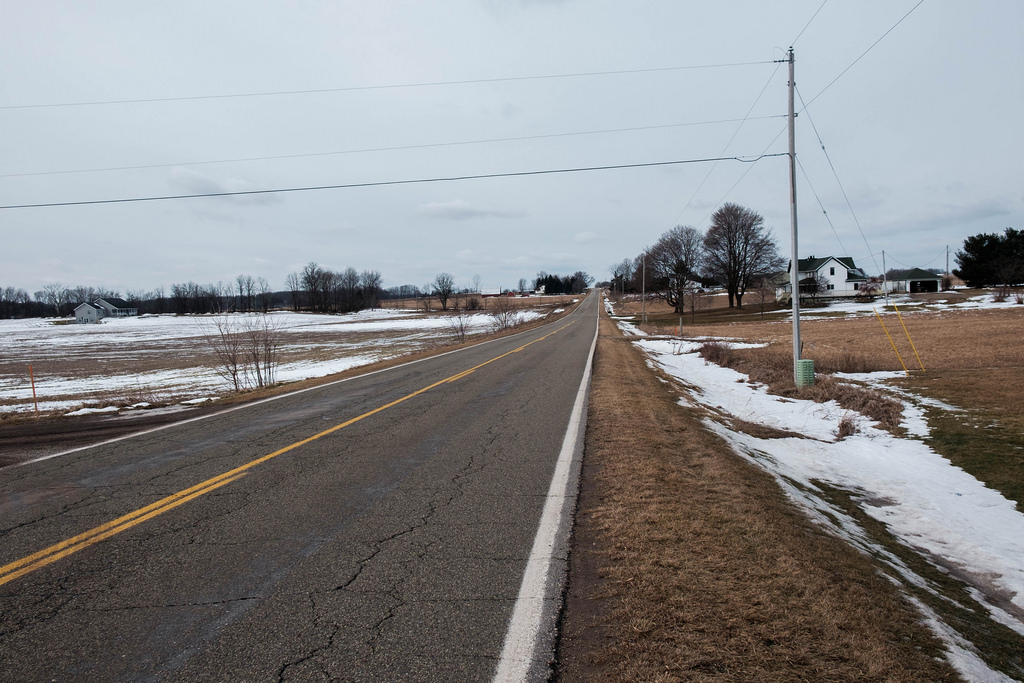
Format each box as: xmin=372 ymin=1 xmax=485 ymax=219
xmin=493 ymin=297 xmax=599 ymax=682
xmin=14 ymin=303 xmax=586 ymax=469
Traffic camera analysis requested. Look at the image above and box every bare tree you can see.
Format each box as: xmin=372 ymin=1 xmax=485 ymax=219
xmin=801 ymin=271 xmax=831 ymax=304
xmin=236 ymin=274 xmax=255 ymax=312
xmin=360 ymin=270 xmax=383 ymax=309
xmin=433 ymin=272 xmax=455 ymax=311
xmin=647 ymin=225 xmax=703 ymax=314
xmin=255 ymin=277 xmax=271 ymax=312
xmin=685 ymin=282 xmax=706 ymax=323
xmin=610 ymin=259 xmax=634 ymax=295
xmin=472 ymin=274 xmax=482 ymax=293
xmin=751 ymin=275 xmax=776 ymax=319
xmin=302 ymin=262 xmax=326 ymax=312
xmin=703 ymin=203 xmax=785 ymax=309
xmin=68 ymin=285 xmax=96 ymax=306
xmin=285 ymin=272 xmax=302 ymax=311
xmin=37 ymin=283 xmax=71 ymax=317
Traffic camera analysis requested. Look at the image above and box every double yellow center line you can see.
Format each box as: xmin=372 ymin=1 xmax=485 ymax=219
xmin=0 ymin=321 xmax=574 ymax=587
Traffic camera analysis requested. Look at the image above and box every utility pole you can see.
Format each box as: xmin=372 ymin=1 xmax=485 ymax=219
xmin=641 ymin=253 xmax=647 ymax=324
xmin=786 ymin=47 xmax=802 ymax=385
xmin=882 ymin=250 xmax=888 ymax=305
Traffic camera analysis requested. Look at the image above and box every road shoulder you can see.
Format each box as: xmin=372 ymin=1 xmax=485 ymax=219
xmin=555 ymin=313 xmax=960 ymax=681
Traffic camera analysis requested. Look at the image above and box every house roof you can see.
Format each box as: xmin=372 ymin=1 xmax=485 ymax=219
xmin=789 ymin=256 xmax=868 ymax=281
xmin=74 ymin=302 xmax=102 ymax=312
xmin=97 ymin=297 xmax=133 ymax=309
xmin=890 ymin=268 xmax=942 ymax=281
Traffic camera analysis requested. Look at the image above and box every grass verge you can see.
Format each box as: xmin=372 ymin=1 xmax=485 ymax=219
xmin=556 ymin=315 xmax=960 ymax=681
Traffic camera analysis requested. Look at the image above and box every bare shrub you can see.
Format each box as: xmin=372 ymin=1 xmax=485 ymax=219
xmin=698 ymin=341 xmax=734 ymax=366
xmin=1014 ymin=289 xmax=1024 ymax=304
xmin=837 ymin=412 xmax=858 ymax=440
xmin=466 ymin=296 xmax=482 ymax=311
xmin=801 ymin=375 xmax=904 ymax=433
xmin=446 ymin=313 xmax=473 ymax=344
xmin=200 ymin=314 xmax=282 ymax=392
xmin=992 ymin=290 xmax=1007 ymax=303
xmin=489 ymin=295 xmax=522 ymax=332
xmin=242 ymin=315 xmax=281 ymax=388
xmin=201 ymin=316 xmax=246 ymax=391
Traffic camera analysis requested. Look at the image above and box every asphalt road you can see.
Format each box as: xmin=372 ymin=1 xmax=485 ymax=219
xmin=0 ymin=294 xmax=599 ymax=682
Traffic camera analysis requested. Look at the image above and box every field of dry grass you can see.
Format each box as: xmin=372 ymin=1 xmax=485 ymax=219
xmin=624 ymin=295 xmax=1024 ymax=511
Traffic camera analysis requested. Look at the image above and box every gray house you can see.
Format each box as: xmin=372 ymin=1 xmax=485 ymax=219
xmin=74 ymin=298 xmax=138 ymax=323
xmin=74 ymin=302 xmax=105 ymax=324
xmin=95 ymin=297 xmax=138 ymax=317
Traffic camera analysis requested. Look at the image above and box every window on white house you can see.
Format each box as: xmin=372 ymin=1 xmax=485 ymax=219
xmin=830 ymin=267 xmax=835 ymax=275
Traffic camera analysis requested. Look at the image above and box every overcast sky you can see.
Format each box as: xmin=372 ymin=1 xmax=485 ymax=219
xmin=2 ymin=1 xmax=1022 ymax=295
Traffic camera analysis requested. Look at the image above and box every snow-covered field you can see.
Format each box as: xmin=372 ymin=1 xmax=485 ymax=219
xmin=0 ymin=308 xmax=546 ymax=416
xmin=608 ymin=294 xmax=1023 ymax=682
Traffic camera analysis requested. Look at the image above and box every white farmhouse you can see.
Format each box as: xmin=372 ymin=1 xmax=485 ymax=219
xmin=779 ymin=256 xmax=869 ymax=300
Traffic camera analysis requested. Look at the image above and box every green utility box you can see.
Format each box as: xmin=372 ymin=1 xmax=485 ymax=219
xmin=796 ymin=359 xmax=815 ymax=388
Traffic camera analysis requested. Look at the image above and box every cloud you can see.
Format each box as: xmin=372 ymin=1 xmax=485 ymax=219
xmin=574 ymin=231 xmax=599 ymax=243
xmin=167 ymin=168 xmax=282 ymax=205
xmin=416 ymin=199 xmax=523 ymax=220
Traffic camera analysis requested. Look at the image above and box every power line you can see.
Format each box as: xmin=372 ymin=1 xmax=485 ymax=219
xmin=796 ymin=155 xmax=849 ymax=256
xmin=672 ymin=61 xmax=785 ymax=226
xmin=0 ymin=115 xmax=786 ymax=179
xmin=0 ymin=154 xmax=786 ymax=210
xmin=791 ymin=0 xmax=830 ymax=46
xmin=0 ymin=61 xmax=774 ymax=111
xmin=801 ymin=0 xmax=926 ymax=109
xmin=693 ymin=122 xmax=787 ymax=229
xmin=795 ymin=86 xmax=879 ymax=273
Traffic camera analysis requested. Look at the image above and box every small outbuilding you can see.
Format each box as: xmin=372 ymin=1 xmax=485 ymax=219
xmin=887 ymin=268 xmax=943 ymax=294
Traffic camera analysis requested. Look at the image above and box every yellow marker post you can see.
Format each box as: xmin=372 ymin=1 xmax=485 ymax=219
xmin=892 ymin=303 xmax=926 ymax=372
xmin=873 ymin=307 xmax=909 ymax=376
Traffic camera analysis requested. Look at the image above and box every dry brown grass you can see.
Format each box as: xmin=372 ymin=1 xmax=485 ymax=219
xmin=557 ymin=315 xmax=959 ymax=681
xmin=697 ymin=341 xmax=906 ymax=433
xmin=678 ymin=301 xmax=1024 ymax=508
xmin=680 ymin=304 xmax=1024 ymax=373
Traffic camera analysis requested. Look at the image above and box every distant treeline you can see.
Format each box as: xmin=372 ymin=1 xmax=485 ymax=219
xmin=1 ymin=263 xmax=596 ymax=319
xmin=534 ymin=271 xmax=595 ymax=295
xmin=0 ymin=263 xmax=383 ymax=319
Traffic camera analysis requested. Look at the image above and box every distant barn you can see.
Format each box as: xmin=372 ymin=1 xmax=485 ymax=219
xmin=887 ymin=268 xmax=943 ymax=293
